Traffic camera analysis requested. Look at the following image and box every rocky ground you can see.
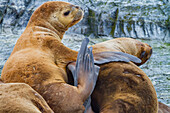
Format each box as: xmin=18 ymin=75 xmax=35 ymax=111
xmin=0 ymin=0 xmax=169 ymax=42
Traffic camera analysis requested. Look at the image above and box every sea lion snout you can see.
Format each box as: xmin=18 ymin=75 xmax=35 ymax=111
xmin=67 ymin=5 xmax=84 ymax=27
xmin=139 ymin=43 xmax=152 ymax=65
xmin=134 ymin=41 xmax=153 ymax=65
xmin=71 ymin=5 xmax=84 ymax=19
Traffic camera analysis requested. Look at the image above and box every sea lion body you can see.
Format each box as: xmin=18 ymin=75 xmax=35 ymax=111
xmin=0 ymin=82 xmax=54 ymax=113
xmin=88 ymin=38 xmax=158 ymax=112
xmin=1 ymin=1 xmax=90 ymax=112
xmin=91 ymin=62 xmax=158 ymax=113
xmin=2 ymin=1 xmax=81 ymax=85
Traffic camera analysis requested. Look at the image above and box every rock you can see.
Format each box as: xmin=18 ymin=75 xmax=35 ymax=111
xmin=0 ymin=0 xmax=169 ymax=42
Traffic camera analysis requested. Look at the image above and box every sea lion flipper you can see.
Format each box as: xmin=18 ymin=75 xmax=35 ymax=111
xmin=94 ymin=51 xmax=141 ymax=65
xmin=67 ymin=38 xmax=89 ymax=86
xmin=67 ymin=38 xmax=100 ymax=100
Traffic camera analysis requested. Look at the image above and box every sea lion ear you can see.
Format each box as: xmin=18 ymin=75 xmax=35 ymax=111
xmin=93 ymin=51 xmax=142 ymax=65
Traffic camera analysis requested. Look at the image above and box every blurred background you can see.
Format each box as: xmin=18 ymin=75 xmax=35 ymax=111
xmin=0 ymin=0 xmax=169 ymax=106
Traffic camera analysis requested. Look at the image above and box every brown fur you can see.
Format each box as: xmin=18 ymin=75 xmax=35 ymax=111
xmin=1 ymin=1 xmax=87 ymax=112
xmin=92 ymin=38 xmax=152 ymax=66
xmin=0 ymin=82 xmax=53 ymax=113
xmin=91 ymin=62 xmax=158 ymax=113
xmin=90 ymin=38 xmax=157 ymax=112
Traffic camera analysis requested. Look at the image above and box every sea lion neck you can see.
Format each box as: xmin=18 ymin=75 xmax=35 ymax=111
xmin=27 ymin=19 xmax=67 ymax=40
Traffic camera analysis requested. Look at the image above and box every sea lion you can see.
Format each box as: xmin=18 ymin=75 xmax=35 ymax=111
xmin=0 ymin=80 xmax=54 ymax=113
xmin=1 ymin=1 xmax=96 ymax=112
xmin=90 ymin=38 xmax=156 ymax=112
xmin=1 ymin=1 xmax=142 ymax=112
xmin=91 ymin=38 xmax=152 ymax=66
xmin=89 ymin=38 xmax=156 ymax=113
xmin=89 ymin=62 xmax=158 ymax=113
xmin=68 ymin=38 xmax=157 ymax=113
xmin=68 ymin=62 xmax=158 ymax=113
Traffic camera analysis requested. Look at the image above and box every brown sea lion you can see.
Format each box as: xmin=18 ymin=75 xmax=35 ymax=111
xmin=0 ymin=80 xmax=54 ymax=113
xmin=91 ymin=38 xmax=152 ymax=66
xmin=68 ymin=62 xmax=158 ymax=113
xmin=89 ymin=38 xmax=156 ymax=113
xmin=90 ymin=38 xmax=156 ymax=112
xmin=1 ymin=1 xmax=96 ymax=112
xmin=68 ymin=38 xmax=157 ymax=113
xmin=89 ymin=62 xmax=158 ymax=113
xmin=1 ymin=1 xmax=142 ymax=112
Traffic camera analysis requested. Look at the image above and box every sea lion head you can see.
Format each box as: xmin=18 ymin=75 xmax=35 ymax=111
xmin=28 ymin=1 xmax=84 ymax=30
xmin=136 ymin=42 xmax=152 ymax=65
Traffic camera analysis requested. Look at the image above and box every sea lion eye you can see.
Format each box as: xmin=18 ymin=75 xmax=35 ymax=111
xmin=64 ymin=11 xmax=70 ymax=16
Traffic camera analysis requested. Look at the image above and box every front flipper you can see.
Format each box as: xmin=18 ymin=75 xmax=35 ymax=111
xmin=67 ymin=38 xmax=100 ymax=101
xmin=94 ymin=51 xmax=141 ymax=65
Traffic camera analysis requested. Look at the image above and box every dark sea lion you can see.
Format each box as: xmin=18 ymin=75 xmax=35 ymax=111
xmin=0 ymin=80 xmax=54 ymax=113
xmin=91 ymin=38 xmax=152 ymax=66
xmin=90 ymin=62 xmax=158 ymax=113
xmin=68 ymin=62 xmax=158 ymax=113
